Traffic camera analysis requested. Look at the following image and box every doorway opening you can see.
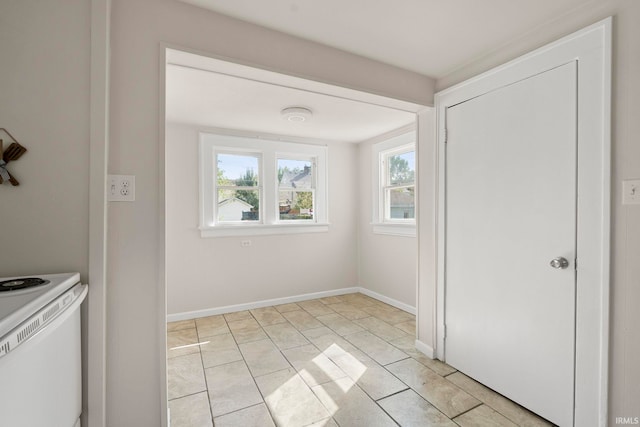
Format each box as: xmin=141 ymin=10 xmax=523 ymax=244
xmin=161 ymin=47 xmax=429 ymax=425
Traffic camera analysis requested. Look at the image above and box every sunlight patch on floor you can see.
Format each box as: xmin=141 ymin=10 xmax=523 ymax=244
xmin=170 ymin=341 xmax=209 ymax=351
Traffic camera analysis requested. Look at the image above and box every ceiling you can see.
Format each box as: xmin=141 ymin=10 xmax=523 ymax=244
xmin=168 ymin=1 xmax=594 ymax=141
xmin=166 ymin=62 xmax=416 ymax=143
xmin=179 ymin=0 xmax=595 ymax=77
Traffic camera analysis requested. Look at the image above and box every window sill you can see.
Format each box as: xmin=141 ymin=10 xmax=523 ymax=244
xmin=372 ymin=223 xmax=416 ymax=237
xmin=200 ymin=223 xmax=330 ymax=237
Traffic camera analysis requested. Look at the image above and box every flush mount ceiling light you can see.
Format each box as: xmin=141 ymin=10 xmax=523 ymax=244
xmin=281 ymin=106 xmax=313 ymax=122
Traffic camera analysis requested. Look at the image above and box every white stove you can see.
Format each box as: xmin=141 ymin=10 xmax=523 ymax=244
xmin=0 ymin=272 xmax=87 ymax=427
xmin=0 ymin=272 xmax=80 ymax=337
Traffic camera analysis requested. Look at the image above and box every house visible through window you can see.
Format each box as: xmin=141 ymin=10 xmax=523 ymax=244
xmin=278 ymin=158 xmax=314 ymax=221
xmin=200 ymin=132 xmax=328 ymax=237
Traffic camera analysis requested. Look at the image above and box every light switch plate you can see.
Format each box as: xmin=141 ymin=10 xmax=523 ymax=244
xmin=108 ymin=175 xmax=135 ymax=202
xmin=622 ymin=179 xmax=640 ymax=205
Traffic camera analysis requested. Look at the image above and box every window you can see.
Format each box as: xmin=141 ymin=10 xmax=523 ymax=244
xmin=216 ymin=153 xmax=261 ymax=222
xmin=383 ymin=148 xmax=415 ymax=220
xmin=200 ymin=132 xmax=328 ymax=237
xmin=372 ymin=131 xmax=416 ymax=237
xmin=278 ymin=158 xmax=315 ymax=221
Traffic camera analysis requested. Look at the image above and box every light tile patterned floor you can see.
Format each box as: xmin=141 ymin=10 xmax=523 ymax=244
xmin=167 ymin=293 xmax=552 ymax=427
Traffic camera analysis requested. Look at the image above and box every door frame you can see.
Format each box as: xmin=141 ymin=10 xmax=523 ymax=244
xmin=435 ymin=18 xmax=611 ymax=426
xmin=159 ymin=45 xmax=431 ymax=427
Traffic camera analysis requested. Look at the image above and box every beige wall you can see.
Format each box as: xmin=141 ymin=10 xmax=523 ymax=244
xmin=0 ymin=1 xmax=90 ymax=279
xmin=11 ymin=0 xmax=634 ymax=424
xmin=357 ymin=138 xmax=417 ymax=309
xmin=109 ymin=0 xmax=434 ymax=424
xmin=165 ymin=124 xmax=359 ymax=315
xmin=0 ymin=2 xmax=92 ymax=425
xmin=436 ymin=2 xmax=640 ymax=422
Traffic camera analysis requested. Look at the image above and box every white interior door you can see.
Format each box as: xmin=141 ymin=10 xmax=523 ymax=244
xmin=445 ymin=61 xmax=577 ymax=426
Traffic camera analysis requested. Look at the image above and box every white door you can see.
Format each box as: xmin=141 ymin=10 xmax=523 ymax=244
xmin=445 ymin=61 xmax=577 ymax=426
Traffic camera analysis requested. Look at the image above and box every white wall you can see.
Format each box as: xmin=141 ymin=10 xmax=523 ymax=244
xmin=0 ymin=1 xmax=90 ymax=278
xmin=357 ymin=137 xmax=417 ymax=309
xmin=435 ymin=3 xmax=640 ymax=423
xmin=0 ymin=2 xmax=91 ymax=424
xmin=166 ymin=124 xmax=358 ymax=315
xmin=416 ymin=109 xmax=437 ymax=355
xmin=109 ymin=0 xmax=435 ymax=424
xmin=7 ymin=0 xmax=637 ymax=424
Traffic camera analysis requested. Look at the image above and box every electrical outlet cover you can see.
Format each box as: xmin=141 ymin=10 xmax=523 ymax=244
xmin=108 ymin=174 xmax=135 ymax=202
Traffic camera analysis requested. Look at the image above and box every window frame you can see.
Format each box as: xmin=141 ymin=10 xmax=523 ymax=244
xmin=199 ymin=132 xmax=329 ymax=237
xmin=276 ymin=154 xmax=317 ymax=224
xmin=214 ymin=149 xmax=263 ymax=225
xmin=382 ymin=145 xmax=416 ymax=222
xmin=372 ymin=131 xmax=416 ymax=237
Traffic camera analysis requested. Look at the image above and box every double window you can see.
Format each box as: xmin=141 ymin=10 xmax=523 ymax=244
xmin=200 ymin=132 xmax=328 ymax=236
xmin=372 ymin=131 xmax=416 ymax=237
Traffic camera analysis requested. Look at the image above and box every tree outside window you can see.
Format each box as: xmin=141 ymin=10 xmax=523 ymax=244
xmin=384 ymin=148 xmax=415 ymax=221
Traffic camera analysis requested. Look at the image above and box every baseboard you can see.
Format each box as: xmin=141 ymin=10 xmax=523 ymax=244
xmin=415 ymin=339 xmax=435 ymax=359
xmin=167 ymin=287 xmax=360 ymax=322
xmin=167 ymin=286 xmax=417 ymax=322
xmin=356 ymin=287 xmax=416 ymax=315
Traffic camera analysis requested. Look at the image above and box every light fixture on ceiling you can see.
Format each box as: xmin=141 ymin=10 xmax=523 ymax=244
xmin=281 ymin=106 xmax=313 ymax=122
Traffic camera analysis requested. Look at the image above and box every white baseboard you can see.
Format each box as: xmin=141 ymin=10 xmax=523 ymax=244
xmin=167 ymin=286 xmax=417 ymax=322
xmin=356 ymin=288 xmax=416 ymax=315
xmin=415 ymin=339 xmax=435 ymax=359
xmin=167 ymin=287 xmax=360 ymax=322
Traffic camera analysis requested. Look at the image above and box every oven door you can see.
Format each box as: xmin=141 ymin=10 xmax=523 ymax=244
xmin=0 ymin=284 xmax=87 ymax=427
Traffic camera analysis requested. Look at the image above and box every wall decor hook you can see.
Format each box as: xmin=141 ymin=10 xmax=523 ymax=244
xmin=0 ymin=128 xmax=27 ymax=186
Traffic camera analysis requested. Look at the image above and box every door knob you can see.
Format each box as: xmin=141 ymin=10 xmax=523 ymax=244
xmin=550 ymin=257 xmax=569 ymax=269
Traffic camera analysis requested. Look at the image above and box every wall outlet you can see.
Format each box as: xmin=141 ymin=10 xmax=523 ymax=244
xmin=622 ymin=179 xmax=640 ymax=205
xmin=108 ymin=175 xmax=135 ymax=202
xmin=241 ymin=240 xmax=252 ymax=247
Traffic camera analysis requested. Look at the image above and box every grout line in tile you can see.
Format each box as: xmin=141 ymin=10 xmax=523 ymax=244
xmin=197 ymin=317 xmax=229 ymax=423
xmin=372 ymin=395 xmax=403 ymax=427
xmin=167 ymin=390 xmax=210 ymax=403
xmin=381 ymin=355 xmax=411 ymax=366
xmin=450 ymin=402 xmax=485 ymax=421
xmin=208 ymin=318 xmax=264 ymax=422
xmin=248 ymin=361 xmax=283 ymax=425
xmin=378 ymin=386 xmax=456 ymax=427
xmin=373 ymin=387 xmax=410 ymax=402
xmin=444 ymin=373 xmax=553 ymax=426
xmin=251 ymin=364 xmax=294 ymax=380
xmin=211 ymin=401 xmax=273 ymax=423
xmin=226 ymin=322 xmax=278 ymax=426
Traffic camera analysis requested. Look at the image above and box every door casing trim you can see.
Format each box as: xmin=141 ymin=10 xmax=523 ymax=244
xmin=435 ymin=17 xmax=611 ymax=426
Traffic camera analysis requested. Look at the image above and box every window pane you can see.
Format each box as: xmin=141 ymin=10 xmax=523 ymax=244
xmin=388 ymin=151 xmax=415 ymax=185
xmin=217 ymin=153 xmax=259 ymax=186
xmin=218 ymin=189 xmax=259 ymax=221
xmin=278 ymin=158 xmax=312 ymax=189
xmin=388 ymin=187 xmax=415 ymax=219
xmin=279 ymin=191 xmax=314 ymax=220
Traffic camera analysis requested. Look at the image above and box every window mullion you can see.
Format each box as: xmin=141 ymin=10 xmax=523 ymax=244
xmin=385 ymin=183 xmax=414 ymax=191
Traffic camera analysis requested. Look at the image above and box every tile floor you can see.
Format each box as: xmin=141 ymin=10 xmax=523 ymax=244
xmin=167 ymin=293 xmax=553 ymax=427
